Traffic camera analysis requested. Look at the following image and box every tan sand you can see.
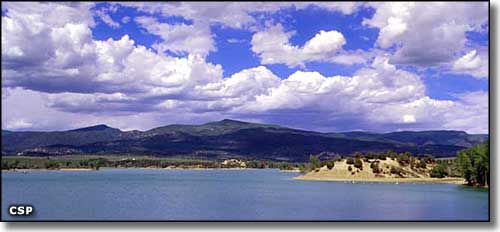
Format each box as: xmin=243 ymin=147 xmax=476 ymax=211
xmin=294 ymin=158 xmax=465 ymax=185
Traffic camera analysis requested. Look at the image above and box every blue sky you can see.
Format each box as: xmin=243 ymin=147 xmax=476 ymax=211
xmin=1 ymin=2 xmax=489 ymax=133
xmin=90 ymin=2 xmax=486 ymax=100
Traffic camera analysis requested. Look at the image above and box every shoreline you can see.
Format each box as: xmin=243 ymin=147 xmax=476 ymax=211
xmin=2 ymin=168 xmax=95 ymax=172
xmin=1 ymin=167 xmax=284 ymax=172
xmin=3 ymin=168 xmax=479 ymax=186
xmin=294 ymin=176 xmax=465 ymax=185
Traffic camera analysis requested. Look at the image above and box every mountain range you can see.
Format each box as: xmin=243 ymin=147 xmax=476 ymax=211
xmin=1 ymin=119 xmax=488 ymax=161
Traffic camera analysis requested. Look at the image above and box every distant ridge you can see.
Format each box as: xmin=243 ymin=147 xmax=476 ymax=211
xmin=68 ymin=124 xmax=119 ymax=132
xmin=2 ymin=119 xmax=488 ymax=160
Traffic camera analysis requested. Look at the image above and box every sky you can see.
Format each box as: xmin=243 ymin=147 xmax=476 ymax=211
xmin=1 ymin=2 xmax=489 ymax=133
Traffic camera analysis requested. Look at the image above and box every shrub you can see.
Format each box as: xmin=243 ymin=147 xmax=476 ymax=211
xmin=348 ymin=166 xmax=353 ymax=172
xmin=299 ymin=164 xmax=310 ymax=174
xmin=346 ymin=157 xmax=355 ymax=165
xmin=354 ymin=152 xmax=362 ymax=159
xmin=390 ymin=166 xmax=404 ymax=176
xmin=416 ymin=161 xmax=427 ymax=169
xmin=370 ymin=162 xmax=381 ymax=174
xmin=422 ymin=154 xmax=435 ymax=164
xmin=397 ymin=152 xmax=412 ymax=166
xmin=44 ymin=161 xmax=60 ymax=170
xmin=326 ymin=160 xmax=335 ymax=170
xmin=354 ymin=159 xmax=363 ymax=170
xmin=309 ymin=155 xmax=321 ymax=169
xmin=430 ymin=163 xmax=448 ymax=178
xmin=365 ymin=152 xmax=375 ymax=160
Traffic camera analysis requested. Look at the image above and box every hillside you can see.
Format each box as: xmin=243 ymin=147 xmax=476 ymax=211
xmin=1 ymin=119 xmax=488 ymax=161
xmin=295 ymin=157 xmax=464 ymax=184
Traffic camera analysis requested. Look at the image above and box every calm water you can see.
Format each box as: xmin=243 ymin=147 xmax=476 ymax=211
xmin=1 ymin=169 xmax=488 ymax=221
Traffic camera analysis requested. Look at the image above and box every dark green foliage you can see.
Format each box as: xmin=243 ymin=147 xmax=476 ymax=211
xmin=354 ymin=158 xmax=363 ymax=170
xmin=430 ymin=162 xmax=448 ymax=178
xmin=325 ymin=160 xmax=335 ymax=170
xmin=364 ymin=152 xmax=375 ymax=160
xmin=416 ymin=161 xmax=427 ymax=169
xmin=387 ymin=151 xmax=398 ymax=160
xmin=456 ymin=141 xmax=489 ymax=186
xmin=421 ymin=154 xmax=435 ymax=164
xmin=299 ymin=164 xmax=310 ymax=174
xmin=354 ymin=152 xmax=362 ymax=159
xmin=87 ymin=158 xmax=108 ymax=170
xmin=376 ymin=153 xmax=387 ymax=160
xmin=397 ymin=152 xmax=412 ymax=166
xmin=309 ymin=155 xmax=321 ymax=169
xmin=370 ymin=162 xmax=381 ymax=174
xmin=2 ymin=119 xmax=487 ymax=160
xmin=346 ymin=157 xmax=355 ymax=165
xmin=1 ymin=156 xmax=306 ymax=173
xmin=390 ymin=166 xmax=404 ymax=176
xmin=44 ymin=160 xmax=60 ymax=169
xmin=348 ymin=166 xmax=353 ymax=172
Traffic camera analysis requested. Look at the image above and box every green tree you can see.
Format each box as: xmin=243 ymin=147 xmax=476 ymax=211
xmin=353 ymin=158 xmax=363 ymax=170
xmin=397 ymin=152 xmax=411 ymax=166
xmin=325 ymin=160 xmax=335 ymax=170
xmin=430 ymin=162 xmax=448 ymax=178
xmin=390 ymin=166 xmax=403 ymax=176
xmin=309 ymin=155 xmax=321 ymax=169
xmin=456 ymin=141 xmax=489 ymax=186
xmin=417 ymin=161 xmax=427 ymax=169
xmin=370 ymin=162 xmax=381 ymax=174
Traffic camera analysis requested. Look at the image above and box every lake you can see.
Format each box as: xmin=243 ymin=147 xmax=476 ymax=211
xmin=1 ymin=169 xmax=488 ymax=221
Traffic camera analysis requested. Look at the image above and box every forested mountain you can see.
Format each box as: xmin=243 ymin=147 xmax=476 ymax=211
xmin=1 ymin=119 xmax=488 ymax=161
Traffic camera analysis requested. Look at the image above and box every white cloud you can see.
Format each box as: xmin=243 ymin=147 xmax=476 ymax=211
xmin=121 ymin=16 xmax=131 ymax=24
xmin=1 ymin=2 xmax=488 ymax=134
xmin=134 ymin=16 xmax=215 ymax=57
xmin=95 ymin=8 xmax=120 ymax=29
xmin=6 ymin=119 xmax=33 ymax=130
xmin=364 ymin=2 xmax=488 ymax=67
xmin=118 ymin=2 xmax=361 ymax=29
xmin=451 ymin=50 xmax=488 ymax=79
xmin=2 ymin=3 xmax=223 ymax=98
xmin=302 ymin=30 xmax=346 ymax=54
xmin=251 ymin=24 xmax=364 ymax=67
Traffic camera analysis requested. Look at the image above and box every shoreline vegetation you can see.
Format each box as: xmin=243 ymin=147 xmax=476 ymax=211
xmin=1 ymin=155 xmax=302 ymax=172
xmin=2 ymin=141 xmax=488 ymax=188
xmin=295 ymin=141 xmax=489 ymax=188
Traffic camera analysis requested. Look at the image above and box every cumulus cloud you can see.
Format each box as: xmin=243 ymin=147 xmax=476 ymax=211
xmin=118 ymin=2 xmax=362 ymax=29
xmin=2 ymin=3 xmax=223 ymax=97
xmin=1 ymin=2 xmax=488 ymax=134
xmin=364 ymin=2 xmax=488 ymax=68
xmin=451 ymin=50 xmax=488 ymax=79
xmin=134 ymin=16 xmax=215 ymax=57
xmin=251 ymin=24 xmax=365 ymax=67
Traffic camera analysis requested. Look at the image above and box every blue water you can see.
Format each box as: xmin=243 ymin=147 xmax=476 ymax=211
xmin=1 ymin=169 xmax=488 ymax=221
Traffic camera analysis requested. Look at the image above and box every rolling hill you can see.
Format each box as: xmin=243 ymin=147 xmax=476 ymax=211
xmin=1 ymin=119 xmax=488 ymax=161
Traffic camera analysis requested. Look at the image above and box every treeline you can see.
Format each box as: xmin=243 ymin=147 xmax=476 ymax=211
xmin=303 ymin=141 xmax=489 ymax=187
xmin=245 ymin=160 xmax=302 ymax=170
xmin=302 ymin=151 xmax=441 ymax=175
xmin=456 ymin=141 xmax=489 ymax=187
xmin=2 ymin=157 xmax=222 ymax=170
xmin=1 ymin=157 xmax=303 ymax=171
